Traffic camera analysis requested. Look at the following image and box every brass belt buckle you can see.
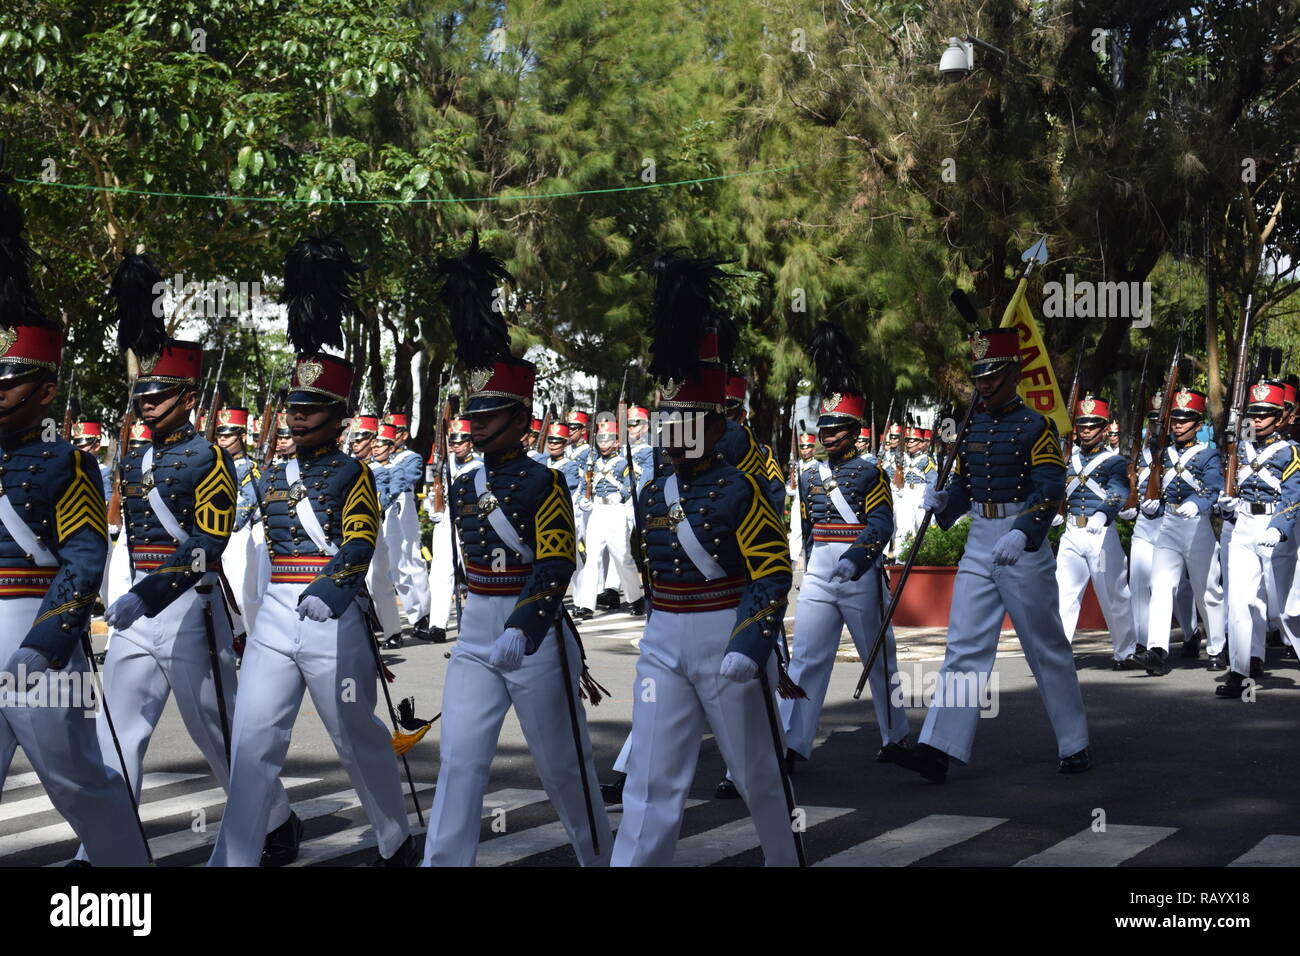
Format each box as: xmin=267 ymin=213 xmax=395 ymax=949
xmin=288 ymin=481 xmax=306 ymax=504
xmin=142 ymin=471 xmax=155 ymax=493
xmin=667 ymin=501 xmax=686 ymax=531
xmin=476 ymin=492 xmax=499 ymax=518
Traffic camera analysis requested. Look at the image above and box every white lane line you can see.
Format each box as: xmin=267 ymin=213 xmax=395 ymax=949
xmin=817 ymin=814 xmax=1008 ymax=867
xmin=1014 ymin=824 xmax=1177 ymax=867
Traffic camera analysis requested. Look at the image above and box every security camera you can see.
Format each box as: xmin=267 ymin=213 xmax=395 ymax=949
xmin=939 ymin=37 xmax=974 ymax=79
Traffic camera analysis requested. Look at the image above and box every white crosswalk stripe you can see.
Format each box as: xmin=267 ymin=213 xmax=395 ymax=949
xmin=475 ymin=800 xmax=709 ymax=866
xmin=817 ymin=814 xmax=1007 ymax=867
xmin=0 ymin=770 xmax=200 ymax=816
xmin=1228 ymin=835 xmax=1300 ymax=866
xmin=673 ymin=806 xmax=852 ymax=866
xmin=0 ymin=777 xmax=318 ymax=861
xmin=1014 ymin=824 xmax=1177 ymax=866
xmin=288 ymin=788 xmax=548 ymax=867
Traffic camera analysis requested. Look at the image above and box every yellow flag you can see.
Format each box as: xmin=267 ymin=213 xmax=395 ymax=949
xmin=999 ymin=277 xmax=1070 ymax=435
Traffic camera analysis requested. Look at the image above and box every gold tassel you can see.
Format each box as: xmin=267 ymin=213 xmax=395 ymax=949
xmin=578 ymin=667 xmax=611 ymax=707
xmin=392 ymin=724 xmax=430 ymax=756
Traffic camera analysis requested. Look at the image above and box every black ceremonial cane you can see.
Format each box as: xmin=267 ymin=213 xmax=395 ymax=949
xmin=757 ymin=663 xmax=807 ymax=867
xmin=553 ymin=607 xmax=601 ymax=858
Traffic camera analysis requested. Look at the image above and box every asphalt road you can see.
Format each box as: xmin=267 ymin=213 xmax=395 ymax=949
xmin=3 ymin=598 xmax=1298 ymax=868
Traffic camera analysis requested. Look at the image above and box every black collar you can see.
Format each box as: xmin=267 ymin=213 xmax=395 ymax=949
xmin=0 ymin=424 xmax=44 ymax=452
xmin=154 ymin=422 xmax=196 ymax=447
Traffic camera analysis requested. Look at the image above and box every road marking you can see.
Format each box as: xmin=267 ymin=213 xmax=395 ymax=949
xmin=673 ymin=806 xmax=852 ymax=866
xmin=1228 ymin=835 xmax=1300 ymax=866
xmin=1015 ymin=824 xmax=1177 ymax=866
xmin=1 ymin=770 xmax=201 ymax=801
xmin=6 ymin=777 xmax=317 ymax=862
xmin=288 ymin=788 xmax=548 ymax=867
xmin=817 ymin=814 xmax=1008 ymax=867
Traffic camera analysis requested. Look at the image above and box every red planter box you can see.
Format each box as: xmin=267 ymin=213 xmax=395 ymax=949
xmin=885 ymin=565 xmax=1107 ymax=629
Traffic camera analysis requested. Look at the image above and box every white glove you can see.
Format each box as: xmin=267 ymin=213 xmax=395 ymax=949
xmin=1217 ymin=495 xmax=1238 ymax=516
xmin=1175 ymin=500 xmax=1200 ymax=519
xmin=719 ymin=651 xmax=759 ymax=683
xmin=105 ymin=592 xmax=148 ymax=630
xmin=992 ymin=529 xmax=1028 ymax=566
xmin=1050 ymin=513 xmax=1064 ymax=527
xmin=1086 ymin=512 xmax=1107 ymax=535
xmin=922 ymin=486 xmax=948 ymax=513
xmin=431 ymin=510 xmax=445 ymax=525
xmin=578 ymin=497 xmax=593 ymax=512
xmin=489 ymin=627 xmax=527 ymax=672
xmin=5 ymin=647 xmax=50 ymax=691
xmin=1255 ymin=527 xmax=1283 ymax=558
xmin=1118 ymin=507 xmax=1138 ymax=521
xmin=829 ymin=558 xmax=856 ymax=583
xmin=1139 ymin=498 xmax=1162 ymax=517
xmin=296 ymin=595 xmax=332 ymax=622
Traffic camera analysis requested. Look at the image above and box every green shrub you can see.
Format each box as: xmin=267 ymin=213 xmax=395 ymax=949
xmin=898 ymin=516 xmax=971 ymax=566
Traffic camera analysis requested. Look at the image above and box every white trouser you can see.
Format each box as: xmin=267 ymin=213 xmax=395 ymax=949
xmin=1055 ymin=521 xmax=1138 ymax=660
xmin=0 ymin=597 xmax=149 ymax=865
xmin=919 ymin=514 xmax=1089 ymax=764
xmin=1276 ymin=546 xmax=1300 ymax=656
xmin=1224 ymin=512 xmax=1295 ymax=673
xmin=223 ymin=523 xmax=257 ymax=636
xmin=77 ymin=573 xmax=292 ymax=861
xmin=575 ymin=501 xmax=643 ymax=611
xmin=209 ymin=583 xmax=410 ymax=865
xmin=366 ymin=527 xmax=403 ymax=639
xmin=104 ymin=533 xmax=133 ymax=606
xmin=781 ymin=539 xmax=909 ymax=755
xmin=1129 ymin=514 xmax=1200 ymax=649
xmin=612 ymin=606 xmax=798 ymax=867
xmin=788 ymin=488 xmax=804 ymax=569
xmin=1146 ymin=509 xmax=1226 ymax=653
xmin=422 ymin=593 xmax=611 ymax=866
xmin=385 ymin=493 xmax=430 ymax=624
xmin=428 ymin=512 xmax=457 ymax=631
xmin=1262 ymin=530 xmax=1297 ymax=653
xmin=891 ymin=486 xmax=920 ymax=553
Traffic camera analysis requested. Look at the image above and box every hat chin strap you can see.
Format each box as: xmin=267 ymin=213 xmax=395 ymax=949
xmin=0 ymin=381 xmax=44 ymax=423
xmin=136 ymin=390 xmax=188 ymax=430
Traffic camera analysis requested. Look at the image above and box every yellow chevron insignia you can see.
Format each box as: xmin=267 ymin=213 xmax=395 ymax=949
xmin=737 ymin=474 xmax=792 ymax=580
xmin=56 ymin=453 xmax=109 ymax=543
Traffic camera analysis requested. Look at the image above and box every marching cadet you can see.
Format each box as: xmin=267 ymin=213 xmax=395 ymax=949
xmin=379 ymin=413 xmax=433 ymax=641
xmin=537 ymin=421 xmax=580 ymax=489
xmin=1118 ymin=397 xmax=1203 ymax=663
xmin=0 ymin=189 xmax=150 ymax=866
xmin=626 ymin=405 xmax=655 ymax=493
xmin=426 ymin=417 xmax=482 ymax=643
xmin=211 ymin=236 xmax=417 ymax=867
xmin=1135 ymin=387 xmax=1227 ymax=677
xmin=573 ymin=418 xmax=644 ymax=619
xmin=1052 ymin=396 xmax=1139 ymax=667
xmin=72 ymin=421 xmax=112 ymax=498
xmin=213 ymin=407 xmax=263 ymax=635
xmin=87 ymin=252 xmax=298 ymax=865
xmin=349 ymin=415 xmax=404 ymax=649
xmin=855 ymin=427 xmax=872 ymax=458
xmin=566 ymin=409 xmax=591 ymax=459
xmin=613 ymin=255 xmax=796 ymax=866
xmin=525 ymin=416 xmax=542 ymax=453
xmin=1107 ymin=420 xmax=1121 ymax=451
xmin=272 ymin=412 xmax=295 ymax=462
xmin=902 ymin=328 xmax=1090 ymax=782
xmin=1216 ymin=380 xmax=1300 ymax=699
xmin=788 ymin=433 xmax=817 ymax=571
xmin=423 ymin=240 xmax=611 ymax=867
xmin=781 ymin=322 xmax=909 ymax=770
xmin=893 ymin=425 xmax=938 ymax=554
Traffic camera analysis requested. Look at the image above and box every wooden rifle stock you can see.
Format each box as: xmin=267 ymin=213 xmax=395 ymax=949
xmin=1123 ymin=346 xmax=1151 ymax=511
xmin=1223 ymin=295 xmax=1255 ymax=497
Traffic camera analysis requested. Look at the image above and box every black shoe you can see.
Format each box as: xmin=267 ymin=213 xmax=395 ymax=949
xmin=1140 ymin=646 xmax=1169 ymax=676
xmin=600 ymin=773 xmax=626 ymax=806
xmin=596 ymin=588 xmax=621 ymax=609
xmin=714 ymin=778 xmax=741 ymax=799
xmin=64 ymin=859 xmax=91 ymax=868
xmin=1181 ymin=630 xmax=1202 ymax=659
xmin=875 ymin=741 xmax=912 ymax=764
xmin=428 ymin=626 xmax=448 ymax=644
xmin=1215 ymin=672 xmax=1248 ymax=700
xmin=783 ymin=748 xmax=804 ymax=775
xmin=373 ymin=834 xmax=420 ymax=867
xmin=627 ymin=598 xmax=646 ymax=617
xmin=1250 ymin=656 xmax=1264 ymax=680
xmin=1284 ymin=644 xmax=1298 ymax=661
xmin=893 ymin=742 xmax=948 ymax=783
xmin=383 ymin=633 xmax=404 ymax=649
xmin=1059 ymin=747 xmax=1091 ymax=774
xmin=92 ymin=651 xmax=106 ymax=666
xmin=1266 ymin=628 xmax=1284 ymax=647
xmin=574 ymin=607 xmax=594 ymax=621
xmin=1206 ymin=650 xmax=1228 ymax=671
xmin=1135 ymin=643 xmax=1147 ymax=656
xmin=260 ymin=811 xmax=303 ymax=867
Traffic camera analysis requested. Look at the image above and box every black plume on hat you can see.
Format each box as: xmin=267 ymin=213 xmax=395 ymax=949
xmin=0 ymin=183 xmax=49 ymax=329
xmin=109 ymin=253 xmax=168 ymax=357
xmin=282 ymin=234 xmax=359 ymax=356
xmin=647 ymin=251 xmax=730 ymax=384
xmin=434 ymin=233 xmax=513 ymax=371
xmin=808 ymin=320 xmax=861 ymax=397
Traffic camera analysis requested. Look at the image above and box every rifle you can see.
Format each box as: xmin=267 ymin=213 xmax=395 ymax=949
xmin=1223 ymin=296 xmax=1256 ymax=497
xmin=1057 ymin=338 xmax=1087 ymax=517
xmin=203 ymin=348 xmax=228 ymax=443
xmin=787 ymin=404 xmax=799 ymax=489
xmin=440 ymin=392 xmax=466 ymax=633
xmin=1144 ymin=315 xmax=1189 ymax=500
xmin=105 ymin=397 xmax=135 ymax=531
xmin=880 ymin=397 xmax=894 ymax=458
xmin=61 ymin=369 xmax=78 ymax=440
xmin=1123 ymin=343 xmax=1151 ymax=511
xmin=618 ymin=378 xmax=652 ymax=610
xmin=892 ymin=404 xmax=907 ymax=490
